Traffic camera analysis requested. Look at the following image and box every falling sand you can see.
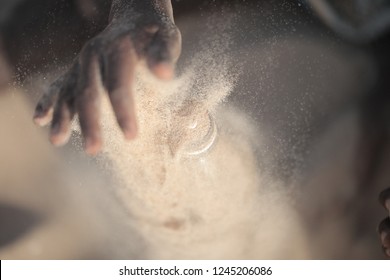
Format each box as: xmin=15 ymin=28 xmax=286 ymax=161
xmin=83 ymin=31 xmax=311 ymax=259
xmin=0 ymin=15 xmax=311 ymax=260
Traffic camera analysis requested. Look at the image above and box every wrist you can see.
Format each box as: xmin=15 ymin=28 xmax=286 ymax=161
xmin=110 ymin=0 xmax=173 ymax=23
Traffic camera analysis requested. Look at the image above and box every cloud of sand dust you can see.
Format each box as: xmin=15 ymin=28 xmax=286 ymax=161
xmin=69 ymin=14 xmax=310 ymax=259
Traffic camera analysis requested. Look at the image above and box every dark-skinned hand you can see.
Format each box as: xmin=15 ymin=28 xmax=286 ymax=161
xmin=33 ymin=0 xmax=181 ymax=155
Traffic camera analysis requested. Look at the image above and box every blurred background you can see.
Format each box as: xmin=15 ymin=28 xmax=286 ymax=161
xmin=0 ymin=0 xmax=389 ymax=259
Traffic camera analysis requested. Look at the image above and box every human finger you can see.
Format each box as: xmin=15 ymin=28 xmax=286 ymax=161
xmin=104 ymin=38 xmax=138 ymax=140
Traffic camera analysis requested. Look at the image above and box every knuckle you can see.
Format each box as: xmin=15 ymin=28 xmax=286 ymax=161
xmin=159 ymin=24 xmax=180 ymax=41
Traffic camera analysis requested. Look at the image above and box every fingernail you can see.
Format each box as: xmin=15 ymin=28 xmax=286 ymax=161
xmin=153 ymin=63 xmax=174 ymax=80
xmin=33 ymin=108 xmax=53 ymax=126
xmin=144 ymin=25 xmax=159 ymax=34
xmin=50 ymin=130 xmax=71 ymax=147
xmin=33 ymin=116 xmax=42 ymax=125
xmin=50 ymin=134 xmax=63 ymax=146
